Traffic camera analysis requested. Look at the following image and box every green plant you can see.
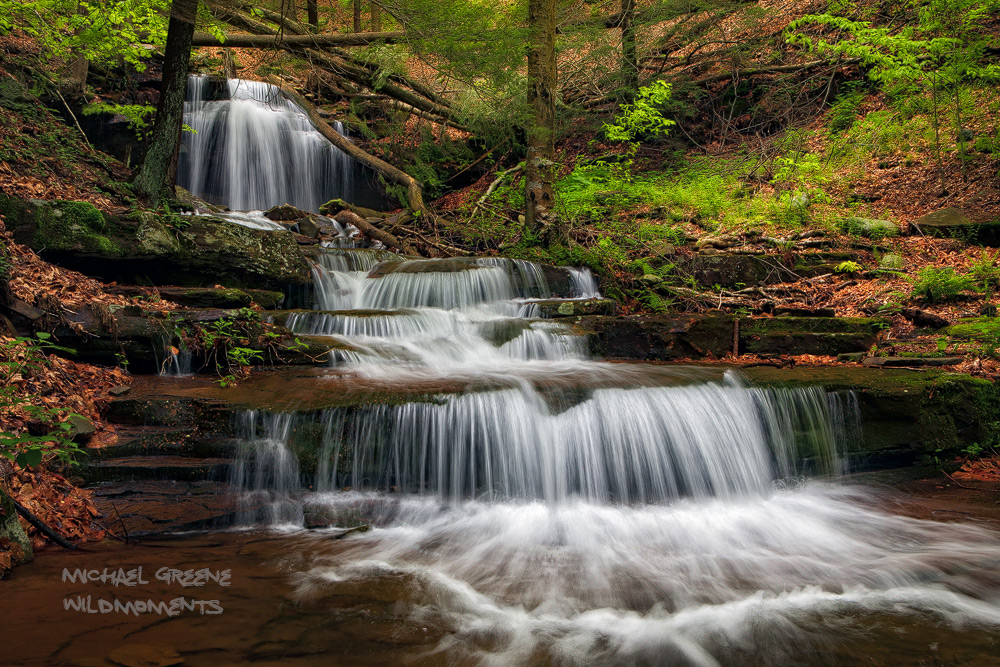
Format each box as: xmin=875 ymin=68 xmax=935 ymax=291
xmin=969 ymin=250 xmax=1000 ymax=294
xmin=962 ymin=442 xmax=985 ymax=459
xmin=910 ymin=267 xmax=974 ymax=302
xmin=81 ymin=103 xmax=155 ymax=141
xmin=835 ymin=260 xmax=862 ymax=274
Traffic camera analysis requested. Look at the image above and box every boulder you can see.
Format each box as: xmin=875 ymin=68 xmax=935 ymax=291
xmin=264 ymin=203 xmax=310 ymax=221
xmin=842 ymin=217 xmax=900 ymax=239
xmin=105 ymin=285 xmax=285 ymax=309
xmin=878 ymin=254 xmax=905 ymax=271
xmin=0 ymin=195 xmax=312 ymax=289
xmin=910 ymin=207 xmax=1000 ymax=246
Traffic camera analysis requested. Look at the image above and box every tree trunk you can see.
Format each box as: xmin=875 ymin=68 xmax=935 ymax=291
xmin=619 ymin=0 xmax=638 ymax=97
xmin=132 ymin=0 xmax=197 ymax=207
xmin=307 ymin=0 xmax=318 ymax=31
xmin=370 ymin=1 xmax=382 ymax=32
xmin=525 ymin=0 xmax=558 ymax=244
xmin=353 ymin=0 xmax=362 ymax=32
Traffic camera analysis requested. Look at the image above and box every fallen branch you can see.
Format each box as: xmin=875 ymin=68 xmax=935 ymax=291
xmin=334 ymin=210 xmax=416 ymax=254
xmin=9 ymin=494 xmax=78 ymax=550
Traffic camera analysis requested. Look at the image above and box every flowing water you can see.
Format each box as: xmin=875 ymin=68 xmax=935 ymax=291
xmin=217 ymin=247 xmax=1000 ymax=664
xmin=178 ymin=77 xmax=356 ymax=212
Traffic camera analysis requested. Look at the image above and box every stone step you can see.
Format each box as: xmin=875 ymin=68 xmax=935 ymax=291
xmin=86 ymin=425 xmax=239 ymax=460
xmin=90 ymin=480 xmax=238 ymax=536
xmin=80 ymin=456 xmax=232 ymax=484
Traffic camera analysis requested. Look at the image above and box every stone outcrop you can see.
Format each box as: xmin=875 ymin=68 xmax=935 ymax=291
xmin=910 ymin=207 xmax=1000 ymax=245
xmin=0 ymin=195 xmax=312 ymax=289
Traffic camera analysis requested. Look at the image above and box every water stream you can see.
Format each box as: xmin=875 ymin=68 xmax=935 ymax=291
xmin=223 ymin=247 xmax=1000 ymax=664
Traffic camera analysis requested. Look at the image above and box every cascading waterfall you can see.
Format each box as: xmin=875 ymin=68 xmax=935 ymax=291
xmin=227 ymin=245 xmax=1000 ymax=664
xmin=178 ymin=77 xmax=355 ymax=212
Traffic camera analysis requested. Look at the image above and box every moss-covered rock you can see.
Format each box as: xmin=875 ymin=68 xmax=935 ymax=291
xmin=1 ymin=194 xmax=312 ymax=289
xmin=578 ymin=315 xmax=883 ymax=359
xmin=0 ymin=489 xmax=32 ymax=573
xmin=910 ymin=207 xmax=1000 ymax=246
xmin=743 ymin=367 xmax=1000 ymax=461
xmin=673 ymin=252 xmax=859 ymax=288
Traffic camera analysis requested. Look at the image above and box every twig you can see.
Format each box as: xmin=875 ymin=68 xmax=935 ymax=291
xmin=941 ymin=469 xmax=1000 ymax=493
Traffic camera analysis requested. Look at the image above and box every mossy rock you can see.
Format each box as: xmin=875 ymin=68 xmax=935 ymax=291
xmin=0 ymin=490 xmax=32 ymax=572
xmin=910 ymin=207 xmax=1000 ymax=246
xmin=740 ymin=316 xmax=883 ymax=356
xmin=1 ymin=194 xmax=311 ymax=290
xmin=842 ymin=217 xmax=900 ymax=239
xmin=742 ymin=367 xmax=1000 ymax=459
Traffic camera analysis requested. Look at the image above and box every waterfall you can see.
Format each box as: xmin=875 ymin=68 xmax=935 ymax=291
xmin=221 ymin=246 xmax=1000 ymax=665
xmin=178 ymin=77 xmax=355 ymax=212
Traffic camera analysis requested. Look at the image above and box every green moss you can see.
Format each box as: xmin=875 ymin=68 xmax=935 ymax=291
xmin=945 ymin=317 xmax=1000 ymax=340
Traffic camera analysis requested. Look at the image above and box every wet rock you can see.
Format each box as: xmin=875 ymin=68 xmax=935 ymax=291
xmin=297 ymin=217 xmax=321 ymax=238
xmin=837 ymin=352 xmax=865 ymax=362
xmin=910 ymin=207 xmax=1000 ymax=246
xmin=578 ymin=315 xmax=884 ymax=360
xmin=673 ymin=252 xmax=856 ymax=288
xmin=264 ymin=203 xmax=310 ymax=221
xmin=638 ymin=274 xmax=663 ymax=286
xmin=0 ymin=195 xmax=312 ymax=289
xmin=842 ymin=217 xmax=900 ymax=239
xmin=773 ymin=307 xmax=837 ymax=317
xmin=528 ymin=298 xmax=618 ymax=318
xmin=105 ymin=285 xmax=285 ymax=309
xmin=109 ymin=385 xmax=132 ymax=396
xmin=67 ymin=414 xmax=96 ymax=443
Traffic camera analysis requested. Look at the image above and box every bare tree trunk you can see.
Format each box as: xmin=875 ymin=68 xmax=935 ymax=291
xmin=307 ymin=0 xmax=318 ymax=31
xmin=353 ymin=0 xmax=362 ymax=32
xmin=525 ymin=0 xmax=558 ymax=243
xmin=132 ymin=0 xmax=197 ymax=206
xmin=619 ymin=0 xmax=638 ymax=97
xmin=370 ymin=1 xmax=381 ymax=32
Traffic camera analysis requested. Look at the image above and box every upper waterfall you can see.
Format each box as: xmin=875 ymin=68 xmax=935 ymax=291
xmin=177 ymin=77 xmax=356 ymax=212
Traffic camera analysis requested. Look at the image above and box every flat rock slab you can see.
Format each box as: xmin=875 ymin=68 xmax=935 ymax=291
xmin=90 ymin=480 xmax=238 ymax=535
xmin=862 ymin=356 xmax=965 ymax=368
xmin=80 ymin=456 xmax=232 ymax=483
xmin=910 ymin=207 xmax=1000 ymax=246
xmin=525 ymin=298 xmax=618 ymax=317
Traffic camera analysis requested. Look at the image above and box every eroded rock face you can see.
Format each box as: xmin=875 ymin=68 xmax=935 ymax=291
xmin=0 ymin=195 xmax=312 ymax=289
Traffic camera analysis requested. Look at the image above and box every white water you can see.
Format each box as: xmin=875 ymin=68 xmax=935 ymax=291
xmin=178 ymin=77 xmax=355 ymax=212
xmin=227 ymin=198 xmax=1000 ymax=664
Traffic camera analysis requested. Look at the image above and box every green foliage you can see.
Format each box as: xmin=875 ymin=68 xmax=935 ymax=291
xmin=827 ymin=85 xmax=866 ymax=133
xmin=0 ymin=0 xmax=171 ymax=72
xmin=81 ymin=103 xmax=154 ymax=140
xmin=969 ymin=250 xmax=1000 ymax=294
xmin=603 ymin=80 xmax=676 ymax=174
xmin=835 ymin=260 xmax=862 ymax=274
xmin=0 ymin=334 xmax=84 ymax=470
xmin=910 ymin=267 xmax=975 ymax=302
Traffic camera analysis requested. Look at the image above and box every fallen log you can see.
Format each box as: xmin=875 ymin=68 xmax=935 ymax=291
xmin=192 ymin=31 xmax=406 ymax=47
xmin=270 ymin=79 xmax=428 ymax=215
